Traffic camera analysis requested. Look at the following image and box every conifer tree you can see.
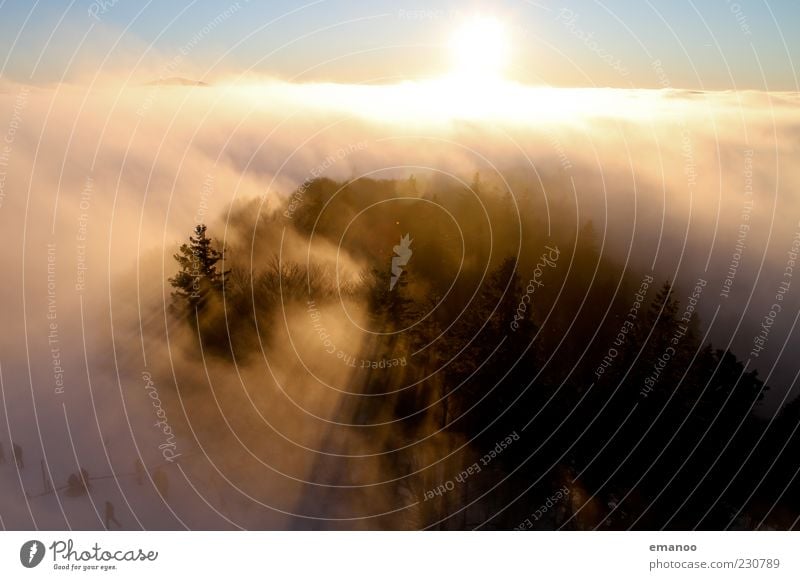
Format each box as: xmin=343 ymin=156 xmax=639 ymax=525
xmin=169 ymin=224 xmax=228 ymax=310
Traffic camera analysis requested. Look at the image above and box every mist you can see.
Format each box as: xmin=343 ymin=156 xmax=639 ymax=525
xmin=0 ymin=79 xmax=798 ymax=529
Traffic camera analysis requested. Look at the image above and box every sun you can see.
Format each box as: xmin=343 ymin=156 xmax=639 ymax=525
xmin=448 ymin=16 xmax=510 ymax=83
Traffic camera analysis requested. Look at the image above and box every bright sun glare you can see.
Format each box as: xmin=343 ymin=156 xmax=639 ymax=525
xmin=448 ymin=16 xmax=510 ymax=83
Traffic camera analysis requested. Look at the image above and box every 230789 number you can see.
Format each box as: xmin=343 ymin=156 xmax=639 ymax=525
xmin=735 ymin=558 xmax=780 ymax=569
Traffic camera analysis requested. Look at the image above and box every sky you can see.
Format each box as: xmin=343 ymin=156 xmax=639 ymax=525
xmin=1 ymin=0 xmax=800 ymax=532
xmin=0 ymin=0 xmax=797 ymax=89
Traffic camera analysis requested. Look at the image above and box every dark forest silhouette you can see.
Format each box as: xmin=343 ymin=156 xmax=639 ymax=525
xmin=167 ymin=174 xmax=800 ymax=530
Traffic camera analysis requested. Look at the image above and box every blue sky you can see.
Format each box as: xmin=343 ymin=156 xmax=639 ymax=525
xmin=0 ymin=0 xmax=797 ymax=89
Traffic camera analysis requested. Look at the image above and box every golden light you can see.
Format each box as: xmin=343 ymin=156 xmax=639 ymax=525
xmin=448 ymin=16 xmax=510 ymax=83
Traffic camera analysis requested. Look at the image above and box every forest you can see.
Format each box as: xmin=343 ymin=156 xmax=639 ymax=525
xmin=166 ymin=173 xmax=800 ymax=530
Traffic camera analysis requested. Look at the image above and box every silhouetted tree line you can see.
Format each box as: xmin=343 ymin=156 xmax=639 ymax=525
xmin=169 ymin=174 xmax=800 ymax=530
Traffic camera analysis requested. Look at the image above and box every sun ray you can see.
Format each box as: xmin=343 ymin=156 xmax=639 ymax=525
xmin=448 ymin=16 xmax=510 ymax=83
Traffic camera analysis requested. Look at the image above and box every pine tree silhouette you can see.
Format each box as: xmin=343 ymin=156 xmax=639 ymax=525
xmin=169 ymin=224 xmax=228 ymax=311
